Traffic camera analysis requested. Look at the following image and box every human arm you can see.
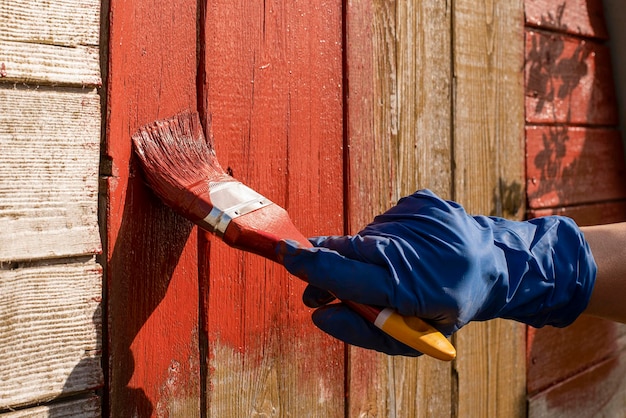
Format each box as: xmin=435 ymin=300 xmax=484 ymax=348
xmin=581 ymin=222 xmax=626 ymax=323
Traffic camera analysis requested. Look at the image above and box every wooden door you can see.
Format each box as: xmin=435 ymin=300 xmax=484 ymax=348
xmin=106 ymin=0 xmax=526 ymax=416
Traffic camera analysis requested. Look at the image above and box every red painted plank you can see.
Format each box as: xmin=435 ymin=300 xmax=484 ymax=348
xmin=525 ymin=30 xmax=617 ymax=125
xmin=526 ymin=126 xmax=626 ymax=208
xmin=528 ymin=351 xmax=626 ymax=417
xmin=106 ymin=0 xmax=201 ymax=415
xmin=200 ymin=1 xmax=345 ymax=415
xmin=525 ymin=0 xmax=608 ymax=40
xmin=527 ymin=316 xmax=625 ymax=395
xmin=528 ymin=200 xmax=626 ymax=226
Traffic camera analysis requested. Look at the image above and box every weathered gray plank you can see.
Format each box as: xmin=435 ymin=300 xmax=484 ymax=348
xmin=0 ymin=258 xmax=102 ymax=409
xmin=0 ymin=40 xmax=100 ymax=86
xmin=0 ymin=395 xmax=100 ymax=418
xmin=0 ymin=86 xmax=101 ymax=262
xmin=0 ymin=0 xmax=101 ymax=86
xmin=0 ymin=0 xmax=100 ymax=47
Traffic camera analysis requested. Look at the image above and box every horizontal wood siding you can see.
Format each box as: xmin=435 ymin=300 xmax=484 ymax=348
xmin=525 ymin=1 xmax=626 ymax=416
xmin=0 ymin=259 xmax=102 ymax=408
xmin=0 ymin=0 xmax=102 ymax=414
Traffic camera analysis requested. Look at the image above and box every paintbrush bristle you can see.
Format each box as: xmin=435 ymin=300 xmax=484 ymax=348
xmin=132 ymin=111 xmax=232 ymax=219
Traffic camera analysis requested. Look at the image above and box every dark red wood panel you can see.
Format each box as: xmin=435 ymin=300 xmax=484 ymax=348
xmin=199 ymin=1 xmax=345 ymax=414
xmin=529 ymin=201 xmax=626 ymax=226
xmin=106 ymin=0 xmax=201 ymax=415
xmin=525 ymin=30 xmax=617 ymax=125
xmin=526 ymin=126 xmax=626 ymax=208
xmin=525 ymin=0 xmax=608 ymax=39
xmin=527 ymin=316 xmax=623 ymax=395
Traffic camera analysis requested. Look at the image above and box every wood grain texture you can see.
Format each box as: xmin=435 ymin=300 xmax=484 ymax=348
xmin=344 ymin=0 xmax=454 ymax=416
xmin=0 ymin=86 xmax=101 ymax=263
xmin=0 ymin=0 xmax=100 ymax=86
xmin=0 ymin=395 xmax=100 ymax=417
xmin=524 ymin=0 xmax=608 ymax=39
xmin=0 ymin=259 xmax=102 ymax=409
xmin=525 ymin=30 xmax=617 ymax=126
xmin=106 ymin=0 xmax=201 ymax=415
xmin=200 ymin=1 xmax=346 ymax=415
xmin=452 ymin=1 xmax=526 ymax=417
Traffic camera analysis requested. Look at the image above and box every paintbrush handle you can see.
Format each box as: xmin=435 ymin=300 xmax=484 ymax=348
xmin=222 ymin=203 xmax=456 ymax=361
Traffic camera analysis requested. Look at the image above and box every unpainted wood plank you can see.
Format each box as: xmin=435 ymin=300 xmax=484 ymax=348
xmin=106 ymin=0 xmax=201 ymax=415
xmin=0 ymin=395 xmax=100 ymax=418
xmin=0 ymin=258 xmax=102 ymax=409
xmin=0 ymin=40 xmax=100 ymax=87
xmin=0 ymin=0 xmax=100 ymax=87
xmin=0 ymin=0 xmax=100 ymax=47
xmin=528 ymin=200 xmax=626 ymax=226
xmin=201 ymin=1 xmax=345 ymax=415
xmin=525 ymin=30 xmax=617 ymax=126
xmin=528 ymin=350 xmax=626 ymax=417
xmin=527 ymin=317 xmax=626 ymax=395
xmin=344 ymin=0 xmax=454 ymax=416
xmin=0 ymin=86 xmax=101 ymax=263
xmin=452 ymin=1 xmax=526 ymax=417
xmin=525 ymin=0 xmax=608 ymax=39
xmin=526 ymin=126 xmax=626 ymax=208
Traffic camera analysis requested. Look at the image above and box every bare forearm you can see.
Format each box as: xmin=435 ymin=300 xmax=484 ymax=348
xmin=581 ymin=222 xmax=626 ymax=323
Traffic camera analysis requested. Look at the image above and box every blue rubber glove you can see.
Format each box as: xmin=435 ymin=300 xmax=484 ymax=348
xmin=277 ymin=189 xmax=597 ymax=356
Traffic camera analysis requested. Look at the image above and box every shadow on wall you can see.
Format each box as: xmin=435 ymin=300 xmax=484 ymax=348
xmin=524 ymin=2 xmax=626 ymax=219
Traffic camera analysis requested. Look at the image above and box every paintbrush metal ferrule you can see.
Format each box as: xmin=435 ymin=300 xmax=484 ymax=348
xmin=197 ymin=180 xmax=273 ymax=237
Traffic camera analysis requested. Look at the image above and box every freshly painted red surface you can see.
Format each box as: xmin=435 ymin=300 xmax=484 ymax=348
xmin=199 ymin=0 xmax=346 ymax=414
xmin=106 ymin=0 xmax=201 ymax=415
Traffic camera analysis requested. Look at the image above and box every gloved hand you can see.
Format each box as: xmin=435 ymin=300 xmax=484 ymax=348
xmin=277 ymin=189 xmax=597 ymax=356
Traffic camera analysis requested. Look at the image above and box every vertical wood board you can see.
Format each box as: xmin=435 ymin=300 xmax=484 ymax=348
xmin=0 ymin=87 xmax=101 ymax=262
xmin=344 ymin=0 xmax=454 ymax=416
xmin=106 ymin=0 xmax=201 ymax=415
xmin=452 ymin=1 xmax=526 ymax=417
xmin=201 ymin=1 xmax=346 ymax=415
xmin=0 ymin=259 xmax=102 ymax=409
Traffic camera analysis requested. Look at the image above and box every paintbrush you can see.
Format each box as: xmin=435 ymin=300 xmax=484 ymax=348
xmin=132 ymin=111 xmax=456 ymax=361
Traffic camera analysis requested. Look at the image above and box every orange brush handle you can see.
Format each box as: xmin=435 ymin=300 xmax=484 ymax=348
xmin=221 ymin=203 xmax=456 ymax=361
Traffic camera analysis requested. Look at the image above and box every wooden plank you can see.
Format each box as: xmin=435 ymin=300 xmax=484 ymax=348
xmin=0 ymin=258 xmax=102 ymax=409
xmin=528 ymin=200 xmax=626 ymax=226
xmin=0 ymin=395 xmax=100 ymax=418
xmin=344 ymin=0 xmax=454 ymax=415
xmin=524 ymin=0 xmax=608 ymax=39
xmin=0 ymin=0 xmax=100 ymax=86
xmin=528 ymin=350 xmax=626 ymax=417
xmin=525 ymin=30 xmax=617 ymax=126
xmin=0 ymin=40 xmax=100 ymax=87
xmin=527 ymin=317 xmax=626 ymax=395
xmin=453 ymin=1 xmax=526 ymax=417
xmin=106 ymin=0 xmax=201 ymax=415
xmin=0 ymin=86 xmax=101 ymax=263
xmin=200 ymin=1 xmax=345 ymax=415
xmin=526 ymin=126 xmax=626 ymax=208
xmin=0 ymin=0 xmax=100 ymax=47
